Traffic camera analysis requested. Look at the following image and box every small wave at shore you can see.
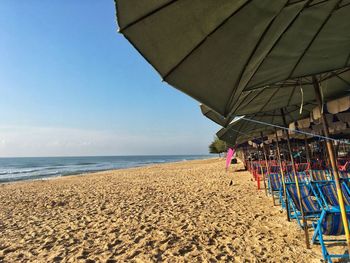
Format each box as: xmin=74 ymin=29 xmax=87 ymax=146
xmin=0 ymin=155 xmax=212 ymax=183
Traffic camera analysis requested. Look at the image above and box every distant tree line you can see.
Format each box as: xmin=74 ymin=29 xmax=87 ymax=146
xmin=209 ymin=137 xmax=228 ymax=157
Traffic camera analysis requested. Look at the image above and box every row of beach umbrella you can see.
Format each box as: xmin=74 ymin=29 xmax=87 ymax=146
xmin=115 ymin=0 xmax=350 ymax=253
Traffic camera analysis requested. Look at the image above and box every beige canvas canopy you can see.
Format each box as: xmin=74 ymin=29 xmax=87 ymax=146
xmin=116 ymin=1 xmax=350 ymax=117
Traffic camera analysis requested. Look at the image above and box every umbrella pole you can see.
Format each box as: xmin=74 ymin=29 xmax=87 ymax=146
xmin=254 ymin=146 xmax=260 ymax=182
xmin=312 ymin=76 xmax=350 ymax=252
xmin=304 ymin=135 xmax=313 ymax=180
xmin=243 ymin=146 xmax=248 ymax=170
xmin=256 ymin=143 xmax=267 ymax=193
xmin=323 ymin=140 xmax=329 ymax=168
xmin=260 ymin=132 xmax=269 ymax=197
xmin=275 ymin=129 xmax=290 ymax=221
xmin=304 ymin=136 xmax=311 ymax=163
xmin=258 ymin=142 xmax=267 ymax=196
xmin=249 ymin=147 xmax=254 ymax=175
xmin=281 ymin=108 xmax=310 ymax=249
xmin=335 ymin=141 xmax=340 ymax=160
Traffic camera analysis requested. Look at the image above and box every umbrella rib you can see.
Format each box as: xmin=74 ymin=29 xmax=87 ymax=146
xmin=271 ymin=110 xmax=276 ymax=128
xmin=239 ymin=0 xmax=313 ymax=91
xmin=308 ymin=0 xmax=329 ymax=7
xmin=286 ymin=0 xmax=307 ymax=6
xmin=339 ymin=2 xmax=350 ymax=9
xmin=226 ymin=112 xmax=253 ymax=135
xmin=227 ymin=91 xmax=253 ymax=116
xmin=162 ymin=0 xmax=252 ymax=80
xmin=258 ymin=87 xmax=282 ymax=113
xmin=224 ymin=118 xmax=253 ymax=143
xmin=236 ymin=107 xmax=264 ymax=134
xmin=224 ymin=1 xmax=289 ymax=115
xmin=286 ymin=0 xmax=342 ymax=79
xmin=250 ymin=121 xmax=260 ymax=135
xmin=240 ymin=119 xmax=255 ymax=136
xmin=225 ymin=89 xmax=265 ymax=124
xmin=346 ymin=50 xmax=350 ymax=67
xmin=285 ymin=105 xmax=296 ymax=121
xmin=203 ymin=111 xmax=226 ymax=126
xmin=335 ymin=67 xmax=350 ymax=76
xmin=300 ymin=103 xmax=313 ymax=113
xmin=272 ymin=67 xmax=350 ymax=87
xmin=118 ymin=0 xmax=179 ymax=32
xmin=294 ymin=66 xmax=350 ymax=80
xmin=239 ymin=102 xmax=274 ymax=137
xmin=239 ymin=118 xmax=259 ymax=141
xmin=320 ymin=68 xmax=349 ymax=82
xmin=334 ymin=73 xmax=350 ymax=87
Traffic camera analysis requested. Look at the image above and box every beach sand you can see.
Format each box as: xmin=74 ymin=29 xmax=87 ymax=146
xmin=0 ymin=158 xmax=323 ymax=262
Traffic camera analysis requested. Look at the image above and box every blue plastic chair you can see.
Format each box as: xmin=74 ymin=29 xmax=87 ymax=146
xmin=268 ymin=173 xmax=283 ymax=206
xmin=285 ymin=172 xmax=308 ymax=183
xmin=312 ymin=210 xmax=350 ymax=262
xmin=314 ymin=181 xmax=350 ymax=209
xmin=311 ymin=170 xmax=331 ymax=182
xmin=286 ymin=183 xmax=322 ymax=227
xmin=310 ymin=181 xmax=350 ymax=262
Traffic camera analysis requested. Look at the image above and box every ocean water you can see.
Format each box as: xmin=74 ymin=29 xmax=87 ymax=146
xmin=0 ymin=155 xmax=212 ymax=183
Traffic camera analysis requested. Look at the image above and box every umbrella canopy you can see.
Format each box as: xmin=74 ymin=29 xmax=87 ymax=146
xmin=200 ymin=104 xmax=230 ymax=127
xmin=116 ymin=1 xmax=350 ymax=116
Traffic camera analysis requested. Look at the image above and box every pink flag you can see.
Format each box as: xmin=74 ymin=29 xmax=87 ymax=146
xmin=226 ymin=148 xmax=235 ymax=170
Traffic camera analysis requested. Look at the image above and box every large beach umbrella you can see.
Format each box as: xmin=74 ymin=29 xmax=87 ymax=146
xmin=116 ymin=1 xmax=350 ymax=117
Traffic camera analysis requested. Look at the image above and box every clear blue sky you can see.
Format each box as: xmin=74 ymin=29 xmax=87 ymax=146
xmin=0 ymin=1 xmax=219 ymax=157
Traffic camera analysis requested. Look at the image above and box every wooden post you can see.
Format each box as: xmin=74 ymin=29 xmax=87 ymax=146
xmin=281 ymin=108 xmax=310 ymax=249
xmin=313 ymin=76 xmax=350 ymax=252
xmin=260 ymin=132 xmax=270 ymax=197
xmin=275 ymin=128 xmax=290 ymax=221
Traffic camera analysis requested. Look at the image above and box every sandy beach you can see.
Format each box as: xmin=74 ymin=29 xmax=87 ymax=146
xmin=0 ymin=158 xmax=322 ymax=262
